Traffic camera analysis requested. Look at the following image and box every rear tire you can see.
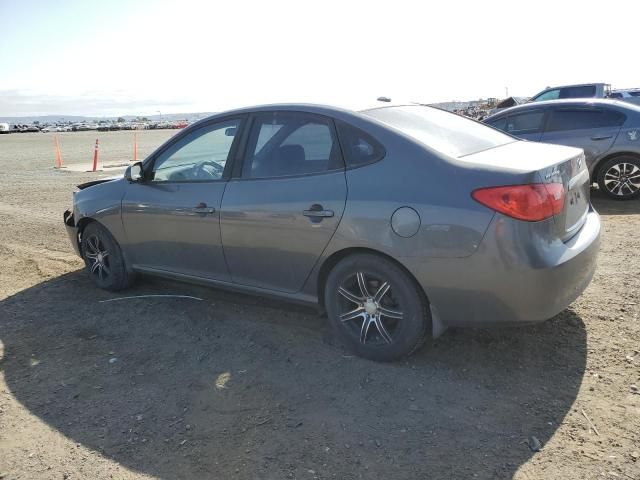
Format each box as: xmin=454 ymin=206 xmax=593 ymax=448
xmin=324 ymin=253 xmax=430 ymax=361
xmin=597 ymin=156 xmax=640 ymax=200
xmin=81 ymin=222 xmax=131 ymax=291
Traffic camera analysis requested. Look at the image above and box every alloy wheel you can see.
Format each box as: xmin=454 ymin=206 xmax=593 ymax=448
xmin=603 ymin=162 xmax=640 ymax=196
xmin=336 ymin=272 xmax=403 ymax=345
xmin=84 ymin=234 xmax=111 ymax=281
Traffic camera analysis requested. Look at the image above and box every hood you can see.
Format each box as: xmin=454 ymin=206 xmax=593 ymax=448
xmin=77 ymin=176 xmax=121 ymax=190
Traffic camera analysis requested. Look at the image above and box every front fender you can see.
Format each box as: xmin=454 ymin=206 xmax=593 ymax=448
xmin=73 ymin=178 xmax=127 ymax=243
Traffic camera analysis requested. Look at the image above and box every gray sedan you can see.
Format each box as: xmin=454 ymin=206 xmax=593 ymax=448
xmin=64 ymin=104 xmax=601 ymax=361
xmin=484 ymin=99 xmax=640 ymax=200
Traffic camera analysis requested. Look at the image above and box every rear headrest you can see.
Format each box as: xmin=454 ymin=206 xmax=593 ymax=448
xmin=274 ymin=144 xmax=305 ymax=172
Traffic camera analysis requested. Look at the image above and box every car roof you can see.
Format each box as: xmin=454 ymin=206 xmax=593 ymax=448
xmin=541 ymin=82 xmax=608 ymax=89
xmin=186 ymin=102 xmax=434 ymax=129
xmin=485 ymin=98 xmax=640 ymax=120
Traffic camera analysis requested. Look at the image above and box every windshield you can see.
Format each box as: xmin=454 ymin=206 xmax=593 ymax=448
xmin=362 ymin=105 xmax=514 ymax=157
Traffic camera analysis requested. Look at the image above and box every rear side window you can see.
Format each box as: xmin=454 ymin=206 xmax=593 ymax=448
xmin=363 ymin=105 xmax=514 ymax=158
xmin=336 ymin=121 xmax=385 ymax=167
xmin=281 ymin=123 xmax=334 ymax=161
xmin=243 ymin=112 xmax=342 ymax=178
xmin=546 ymin=108 xmax=626 ymax=132
xmin=505 ymin=111 xmax=545 ymax=135
xmin=560 ymin=85 xmax=596 ymax=98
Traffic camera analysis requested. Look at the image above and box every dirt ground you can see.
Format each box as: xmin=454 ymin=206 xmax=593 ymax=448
xmin=0 ymin=131 xmax=639 ymax=480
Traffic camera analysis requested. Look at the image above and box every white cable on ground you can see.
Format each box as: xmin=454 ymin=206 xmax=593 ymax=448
xmin=99 ymin=294 xmax=203 ymax=303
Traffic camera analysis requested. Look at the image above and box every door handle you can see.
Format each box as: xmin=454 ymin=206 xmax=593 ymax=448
xmin=590 ymin=135 xmax=613 ymax=140
xmin=192 ymin=202 xmax=215 ymax=214
xmin=303 ymin=204 xmax=334 ymax=218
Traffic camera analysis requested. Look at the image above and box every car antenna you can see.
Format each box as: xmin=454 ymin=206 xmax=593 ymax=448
xmin=377 ymin=96 xmax=392 ymax=103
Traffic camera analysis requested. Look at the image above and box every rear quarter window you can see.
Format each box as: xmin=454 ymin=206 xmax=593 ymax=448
xmin=336 ymin=121 xmax=385 ymax=167
xmin=486 ymin=117 xmax=507 ymax=131
xmin=363 ymin=105 xmax=514 ymax=158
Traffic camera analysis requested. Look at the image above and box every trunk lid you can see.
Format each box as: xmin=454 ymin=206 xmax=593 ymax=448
xmin=538 ymin=149 xmax=590 ymax=241
xmin=460 ymin=140 xmax=590 ymax=240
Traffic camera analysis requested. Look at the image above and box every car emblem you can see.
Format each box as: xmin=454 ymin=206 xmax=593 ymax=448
xmin=545 ymin=167 xmax=561 ymax=180
xmin=628 ymin=130 xmax=638 ymax=141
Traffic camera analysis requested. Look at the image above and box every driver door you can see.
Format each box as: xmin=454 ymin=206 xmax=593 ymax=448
xmin=121 ymin=116 xmax=245 ymax=280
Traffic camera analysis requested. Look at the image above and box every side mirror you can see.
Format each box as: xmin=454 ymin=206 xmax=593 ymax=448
xmin=125 ymin=162 xmax=144 ymax=182
xmin=224 ymin=127 xmax=237 ymax=137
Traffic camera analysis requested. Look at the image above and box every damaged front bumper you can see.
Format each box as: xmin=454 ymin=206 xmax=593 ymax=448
xmin=64 ymin=209 xmax=82 ymax=257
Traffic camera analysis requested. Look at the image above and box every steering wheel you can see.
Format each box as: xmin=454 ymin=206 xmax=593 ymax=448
xmin=194 ymin=161 xmax=224 ymax=179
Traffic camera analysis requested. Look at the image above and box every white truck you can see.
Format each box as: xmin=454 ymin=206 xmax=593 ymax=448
xmin=529 ymin=83 xmax=611 ymax=102
xmin=0 ymin=122 xmax=11 ymax=134
xmin=529 ymin=83 xmax=640 ymax=106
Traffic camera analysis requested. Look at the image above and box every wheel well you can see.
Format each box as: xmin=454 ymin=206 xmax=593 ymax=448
xmin=316 ymin=247 xmax=430 ymax=310
xmin=592 ymin=152 xmax=640 ymax=183
xmin=75 ymin=217 xmax=96 ymax=253
xmin=74 ymin=218 xmax=133 ymax=273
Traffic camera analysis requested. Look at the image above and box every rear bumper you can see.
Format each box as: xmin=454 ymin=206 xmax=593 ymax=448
xmin=405 ymin=206 xmax=601 ymax=330
xmin=64 ymin=209 xmax=82 ymax=257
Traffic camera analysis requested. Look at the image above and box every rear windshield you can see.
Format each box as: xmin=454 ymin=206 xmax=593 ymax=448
xmin=362 ymin=105 xmax=514 ymax=157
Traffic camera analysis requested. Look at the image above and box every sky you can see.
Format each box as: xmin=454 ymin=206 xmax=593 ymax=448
xmin=0 ymin=0 xmax=638 ymax=117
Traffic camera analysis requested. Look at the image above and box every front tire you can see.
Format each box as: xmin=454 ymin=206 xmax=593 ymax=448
xmin=597 ymin=156 xmax=640 ymax=200
xmin=324 ymin=253 xmax=430 ymax=361
xmin=81 ymin=222 xmax=131 ymax=291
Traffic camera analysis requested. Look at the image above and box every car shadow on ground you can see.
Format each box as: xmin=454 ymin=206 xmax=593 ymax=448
xmin=0 ymin=271 xmax=587 ymax=479
xmin=591 ymin=188 xmax=640 ymax=215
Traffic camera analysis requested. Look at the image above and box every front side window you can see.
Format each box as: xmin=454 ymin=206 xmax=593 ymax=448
xmin=151 ymin=119 xmax=241 ymax=181
xmin=505 ymin=110 xmax=545 ymax=135
xmin=243 ymin=112 xmax=342 ymax=178
xmin=532 ymin=89 xmax=560 ymax=102
xmin=546 ymin=108 xmax=626 ymax=132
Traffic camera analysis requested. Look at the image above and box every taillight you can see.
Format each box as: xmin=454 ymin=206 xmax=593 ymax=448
xmin=472 ymin=183 xmax=565 ymax=221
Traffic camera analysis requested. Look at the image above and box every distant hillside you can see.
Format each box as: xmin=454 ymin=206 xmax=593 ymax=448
xmin=0 ymin=115 xmax=90 ymax=123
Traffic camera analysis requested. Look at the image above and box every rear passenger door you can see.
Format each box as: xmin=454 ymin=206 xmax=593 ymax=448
xmin=220 ymin=111 xmax=347 ymax=293
xmin=540 ymin=107 xmax=625 ymax=169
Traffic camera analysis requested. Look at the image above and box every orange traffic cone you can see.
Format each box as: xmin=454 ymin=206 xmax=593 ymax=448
xmin=54 ymin=135 xmax=64 ymax=168
xmin=133 ymin=132 xmax=137 ymax=162
xmin=91 ymin=139 xmax=99 ymax=172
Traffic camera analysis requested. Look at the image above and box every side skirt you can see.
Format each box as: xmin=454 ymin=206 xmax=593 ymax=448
xmin=132 ymin=265 xmax=320 ymax=308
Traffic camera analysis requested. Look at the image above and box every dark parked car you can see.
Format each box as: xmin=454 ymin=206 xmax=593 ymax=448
xmin=484 ymin=99 xmax=640 ymax=199
xmin=64 ymin=104 xmax=600 ymax=361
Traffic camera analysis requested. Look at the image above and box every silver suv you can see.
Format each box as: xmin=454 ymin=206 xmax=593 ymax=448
xmin=484 ymin=99 xmax=640 ymax=199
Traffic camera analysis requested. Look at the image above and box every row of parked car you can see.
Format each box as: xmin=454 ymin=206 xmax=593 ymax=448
xmin=0 ymin=121 xmax=189 ymax=134
xmin=481 ymin=83 xmax=640 ymax=201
